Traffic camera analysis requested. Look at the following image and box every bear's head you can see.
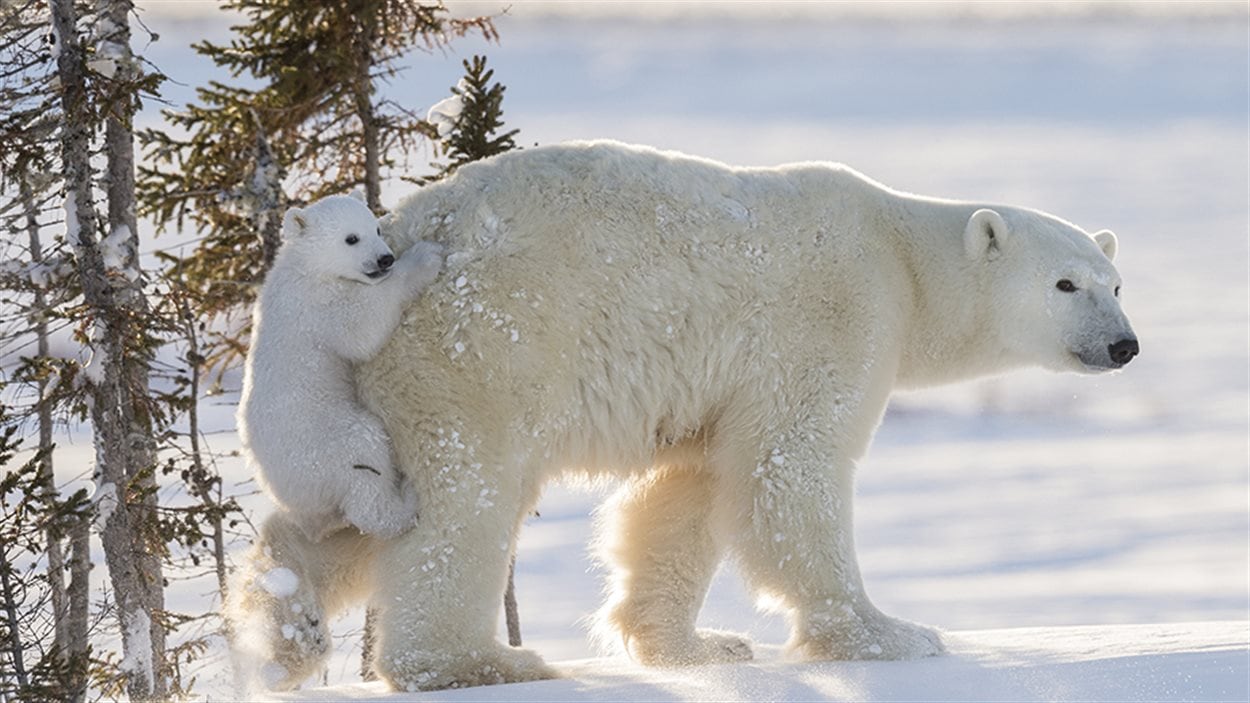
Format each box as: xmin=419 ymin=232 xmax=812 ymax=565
xmin=964 ymin=207 xmax=1138 ymax=374
xmin=280 ymin=194 xmax=396 ymax=285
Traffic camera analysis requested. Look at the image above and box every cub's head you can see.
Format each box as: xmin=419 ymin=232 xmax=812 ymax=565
xmin=964 ymin=207 xmax=1138 ymax=374
xmin=280 ymin=194 xmax=395 ymax=284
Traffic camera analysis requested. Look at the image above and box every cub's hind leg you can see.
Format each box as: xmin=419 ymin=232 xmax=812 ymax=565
xmin=227 ymin=513 xmax=380 ymax=691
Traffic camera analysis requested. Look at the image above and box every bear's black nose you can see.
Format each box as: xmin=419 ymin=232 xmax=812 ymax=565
xmin=1108 ymin=338 xmax=1139 ymax=366
xmin=377 ymin=254 xmax=395 ymax=271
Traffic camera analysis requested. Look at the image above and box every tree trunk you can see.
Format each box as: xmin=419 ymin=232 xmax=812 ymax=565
xmin=64 ymin=517 xmax=90 ymax=703
xmin=351 ymin=20 xmax=385 ymax=678
xmin=177 ymin=292 xmax=231 ymax=606
xmin=504 ymin=555 xmax=521 ymax=646
xmin=19 ymin=173 xmax=70 ymax=650
xmin=0 ymin=553 xmax=29 ymax=692
xmin=249 ymin=116 xmax=285 ymax=272
xmin=360 ymin=608 xmax=377 ymax=681
xmin=50 ymin=0 xmax=166 ymax=698
xmin=351 ymin=16 xmax=381 ymax=212
xmin=20 ymin=164 xmax=91 ymax=702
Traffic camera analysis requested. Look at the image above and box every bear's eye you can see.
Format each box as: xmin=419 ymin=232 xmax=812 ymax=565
xmin=1114 ymin=285 xmax=1121 ymax=297
xmin=345 ymin=234 xmax=359 ymax=246
xmin=1056 ymin=279 xmax=1077 ymax=293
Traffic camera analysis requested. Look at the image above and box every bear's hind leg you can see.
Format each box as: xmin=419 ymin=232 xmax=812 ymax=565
xmin=717 ymin=435 xmax=944 ymax=661
xmin=598 ymin=463 xmax=753 ymax=666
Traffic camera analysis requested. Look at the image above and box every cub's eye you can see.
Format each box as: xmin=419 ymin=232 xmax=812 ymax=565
xmin=1114 ymin=285 xmax=1121 ymax=297
xmin=1056 ymin=279 xmax=1077 ymax=293
xmin=345 ymin=234 xmax=359 ymax=245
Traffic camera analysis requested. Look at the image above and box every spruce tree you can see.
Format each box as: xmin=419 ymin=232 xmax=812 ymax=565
xmin=425 ymin=55 xmax=520 ymax=181
xmin=138 ymin=0 xmax=499 ymax=376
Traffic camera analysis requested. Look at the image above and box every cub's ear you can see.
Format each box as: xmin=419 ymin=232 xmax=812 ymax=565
xmin=1093 ymin=229 xmax=1118 ymax=261
xmin=281 ymin=207 xmax=309 ymax=239
xmin=964 ymin=208 xmax=1009 ymax=261
xmin=349 ymin=187 xmax=366 ymax=203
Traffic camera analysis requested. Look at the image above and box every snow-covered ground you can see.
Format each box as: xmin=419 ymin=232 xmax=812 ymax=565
xmin=27 ymin=1 xmax=1250 ymax=699
xmin=264 ymin=621 xmax=1248 ymax=703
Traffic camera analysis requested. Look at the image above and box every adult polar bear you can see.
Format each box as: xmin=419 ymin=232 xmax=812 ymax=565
xmin=235 ymin=140 xmax=1137 ymax=691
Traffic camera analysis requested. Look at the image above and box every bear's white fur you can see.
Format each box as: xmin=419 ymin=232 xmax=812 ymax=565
xmin=237 ymin=194 xmax=442 ymax=541
xmin=229 ymin=141 xmax=1137 ymax=692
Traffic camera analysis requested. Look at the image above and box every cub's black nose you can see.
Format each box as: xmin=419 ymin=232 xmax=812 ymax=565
xmin=1108 ymin=338 xmax=1139 ymax=366
xmin=377 ymin=254 xmax=395 ymax=270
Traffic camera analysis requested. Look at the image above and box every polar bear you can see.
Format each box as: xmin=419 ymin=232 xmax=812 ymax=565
xmin=237 ymin=194 xmax=443 ymax=541
xmin=230 ymin=141 xmax=1137 ymax=692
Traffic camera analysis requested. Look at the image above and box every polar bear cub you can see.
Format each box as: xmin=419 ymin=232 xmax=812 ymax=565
xmin=238 ymin=194 xmax=442 ymax=540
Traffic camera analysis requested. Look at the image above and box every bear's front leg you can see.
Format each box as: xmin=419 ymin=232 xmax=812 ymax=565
xmin=718 ymin=430 xmax=944 ymax=661
xmin=369 ymin=428 xmax=556 ymax=691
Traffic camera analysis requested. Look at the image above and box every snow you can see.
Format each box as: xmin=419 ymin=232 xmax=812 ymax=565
xmin=46 ymin=0 xmax=61 ymax=60
xmin=260 ymin=622 xmax=1248 ymax=702
xmin=81 ymin=319 xmax=109 ymax=385
xmin=92 ymin=481 xmax=117 ymax=530
xmin=257 ymin=567 xmax=300 ymax=598
xmin=427 ymin=79 xmax=470 ymax=138
xmin=88 ymin=57 xmax=118 ymax=79
xmin=117 ymin=608 xmax=155 ymax=694
xmin=63 ymin=189 xmax=80 ymax=247
xmin=100 ymin=223 xmax=139 ymax=281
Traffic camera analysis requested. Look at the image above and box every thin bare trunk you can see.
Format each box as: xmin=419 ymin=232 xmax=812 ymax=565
xmin=360 ymin=608 xmax=377 ymax=681
xmin=64 ymin=518 xmax=90 ymax=703
xmin=51 ymin=0 xmax=165 ymax=698
xmin=249 ymin=115 xmax=285 ymax=272
xmin=351 ymin=23 xmax=384 ymax=678
xmin=352 ymin=18 xmax=381 ymax=212
xmin=0 ymin=554 xmax=29 ymax=691
xmin=504 ymin=555 xmax=521 ymax=646
xmin=178 ymin=293 xmax=230 ymax=604
xmin=20 ymin=174 xmax=69 ymax=656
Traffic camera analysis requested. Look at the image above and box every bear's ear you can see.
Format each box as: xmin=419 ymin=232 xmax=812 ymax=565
xmin=282 ymin=207 xmax=309 ymax=239
xmin=1093 ymin=229 xmax=1117 ymax=261
xmin=964 ymin=208 xmax=1009 ymax=261
xmin=349 ymin=187 xmax=366 ymax=203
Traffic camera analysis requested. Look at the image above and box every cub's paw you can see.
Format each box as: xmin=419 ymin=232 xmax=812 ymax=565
xmin=399 ymin=240 xmax=445 ymax=290
xmin=792 ymin=605 xmax=944 ymax=661
xmin=380 ymin=643 xmax=558 ymax=692
xmin=341 ymin=471 xmax=419 ymax=538
xmin=629 ymin=629 xmax=754 ymax=666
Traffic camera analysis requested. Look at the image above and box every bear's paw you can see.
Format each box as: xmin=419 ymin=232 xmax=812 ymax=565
xmin=380 ymin=643 xmax=558 ymax=692
xmin=792 ymin=608 xmax=944 ymax=661
xmin=628 ymin=629 xmax=755 ymax=666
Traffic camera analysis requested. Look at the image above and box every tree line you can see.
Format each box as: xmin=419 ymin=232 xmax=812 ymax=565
xmin=0 ymin=1 xmax=518 ymax=700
